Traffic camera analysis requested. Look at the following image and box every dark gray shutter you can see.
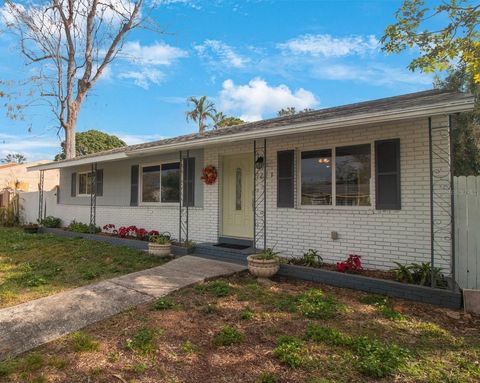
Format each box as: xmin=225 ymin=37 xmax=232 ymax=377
xmin=183 ymin=157 xmax=195 ymax=207
xmin=56 ymin=185 xmax=60 ymax=204
xmin=130 ymin=165 xmax=139 ymax=206
xmin=96 ymin=169 xmax=103 ymax=197
xmin=71 ymin=172 xmax=76 ymax=197
xmin=277 ymin=150 xmax=295 ymax=208
xmin=375 ymin=139 xmax=401 ymax=210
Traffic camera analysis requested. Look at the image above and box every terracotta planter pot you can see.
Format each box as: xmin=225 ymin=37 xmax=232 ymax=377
xmin=148 ymin=242 xmax=171 ymax=256
xmin=247 ymin=255 xmax=280 ymax=278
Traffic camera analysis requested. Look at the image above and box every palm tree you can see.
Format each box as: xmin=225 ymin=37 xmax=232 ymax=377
xmin=213 ymin=111 xmax=227 ymax=129
xmin=185 ymin=96 xmax=217 ymax=133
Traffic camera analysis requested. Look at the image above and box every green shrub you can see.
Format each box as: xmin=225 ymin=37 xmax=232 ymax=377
xmin=297 ymin=289 xmax=340 ymax=319
xmin=240 ymin=306 xmax=254 ymax=320
xmin=40 ymin=216 xmax=61 ymax=228
xmin=151 ymin=297 xmax=175 ymax=311
xmin=195 ymin=280 xmax=231 ymax=297
xmin=126 ymin=327 xmax=158 ymax=354
xmin=213 ymin=325 xmax=245 ymax=346
xmin=67 ymin=220 xmax=100 ymax=233
xmin=273 ymin=336 xmax=306 ymax=368
xmin=71 ymin=331 xmax=99 ymax=352
xmin=257 ymin=371 xmax=278 ymax=383
xmin=273 ymin=293 xmax=299 ymax=312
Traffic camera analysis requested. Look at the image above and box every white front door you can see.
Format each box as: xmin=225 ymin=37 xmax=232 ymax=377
xmin=222 ymin=153 xmax=254 ymax=239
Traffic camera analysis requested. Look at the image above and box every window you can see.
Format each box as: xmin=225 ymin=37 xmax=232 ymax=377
xmin=141 ymin=162 xmax=180 ymax=203
xmin=300 ymin=144 xmax=371 ymax=207
xmin=78 ymin=172 xmax=93 ymax=195
xmin=142 ymin=165 xmax=160 ymax=202
xmin=236 ymin=167 xmax=242 ymax=210
xmin=301 ymin=149 xmax=332 ymax=205
xmin=161 ymin=162 xmax=180 ymax=203
xmin=335 ymin=144 xmax=371 ymax=206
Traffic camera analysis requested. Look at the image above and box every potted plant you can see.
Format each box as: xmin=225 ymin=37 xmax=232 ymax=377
xmin=23 ymin=223 xmax=39 ymax=234
xmin=148 ymin=232 xmax=172 ymax=256
xmin=247 ymin=248 xmax=280 ymax=278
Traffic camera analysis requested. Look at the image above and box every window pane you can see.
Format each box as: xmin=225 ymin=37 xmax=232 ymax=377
xmin=142 ymin=166 xmax=160 ymax=202
xmin=236 ymin=168 xmax=242 ymax=210
xmin=161 ymin=162 xmax=180 ymax=203
xmin=301 ymin=149 xmax=332 ymax=205
xmin=78 ymin=173 xmax=92 ymax=195
xmin=79 ymin=174 xmax=86 ymax=195
xmin=336 ymin=144 xmax=371 ymax=206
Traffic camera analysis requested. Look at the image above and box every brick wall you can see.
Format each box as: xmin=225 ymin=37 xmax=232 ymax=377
xmin=21 ymin=114 xmax=452 ymax=273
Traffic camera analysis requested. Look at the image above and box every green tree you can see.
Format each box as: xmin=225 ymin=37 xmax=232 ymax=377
xmin=185 ymin=96 xmax=216 ymax=133
xmin=277 ymin=107 xmax=314 ymax=117
xmin=55 ymin=130 xmax=126 ymax=161
xmin=434 ymin=67 xmax=480 ymax=176
xmin=1 ymin=153 xmax=26 ymax=164
xmin=216 ymin=116 xmax=245 ymax=128
xmin=382 ymin=0 xmax=480 ymax=82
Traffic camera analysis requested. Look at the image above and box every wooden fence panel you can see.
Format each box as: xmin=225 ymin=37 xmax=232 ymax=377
xmin=455 ymin=176 xmax=480 ymax=289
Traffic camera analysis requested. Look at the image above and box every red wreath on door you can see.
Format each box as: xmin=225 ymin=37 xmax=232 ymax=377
xmin=201 ymin=165 xmax=218 ymax=185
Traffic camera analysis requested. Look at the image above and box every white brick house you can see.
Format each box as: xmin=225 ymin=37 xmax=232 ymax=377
xmin=26 ymin=90 xmax=475 ymax=273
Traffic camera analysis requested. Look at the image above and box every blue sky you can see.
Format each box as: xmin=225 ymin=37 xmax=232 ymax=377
xmin=0 ymin=0 xmax=436 ymax=161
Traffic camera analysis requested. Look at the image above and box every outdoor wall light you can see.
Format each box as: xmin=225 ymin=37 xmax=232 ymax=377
xmin=255 ymin=156 xmax=264 ymax=169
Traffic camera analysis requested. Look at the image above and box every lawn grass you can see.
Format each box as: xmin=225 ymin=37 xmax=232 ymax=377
xmin=0 ymin=228 xmax=168 ymax=308
xmin=0 ymin=272 xmax=479 ymax=382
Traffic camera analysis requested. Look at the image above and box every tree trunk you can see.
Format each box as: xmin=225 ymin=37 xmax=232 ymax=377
xmin=199 ymin=117 xmax=204 ymax=133
xmin=64 ymin=112 xmax=78 ymax=159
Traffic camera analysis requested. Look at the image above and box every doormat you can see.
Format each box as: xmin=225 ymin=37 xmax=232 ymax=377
xmin=214 ymin=243 xmax=250 ymax=250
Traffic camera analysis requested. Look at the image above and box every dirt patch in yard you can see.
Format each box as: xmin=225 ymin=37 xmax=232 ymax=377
xmin=1 ymin=273 xmax=479 ymax=383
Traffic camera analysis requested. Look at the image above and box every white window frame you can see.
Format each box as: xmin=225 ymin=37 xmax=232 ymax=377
xmin=139 ymin=161 xmax=181 ymax=206
xmin=77 ymin=171 xmax=93 ymax=197
xmin=297 ymin=141 xmax=374 ymax=209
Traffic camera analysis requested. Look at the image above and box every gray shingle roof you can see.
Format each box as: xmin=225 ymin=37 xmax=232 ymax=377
xmin=51 ymin=89 xmax=474 ymax=165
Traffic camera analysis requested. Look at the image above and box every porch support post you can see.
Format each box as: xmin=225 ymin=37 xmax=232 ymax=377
xmin=263 ymin=139 xmax=267 ymax=251
xmin=253 ymin=138 xmax=267 ymax=252
xmin=37 ymin=170 xmax=44 ymax=223
xmin=89 ymin=163 xmax=97 ymax=233
xmin=428 ymin=116 xmax=435 ymax=288
xmin=449 ymin=114 xmax=456 ymax=290
xmin=179 ymin=150 xmax=189 ymax=244
xmin=253 ymin=141 xmax=256 ymax=253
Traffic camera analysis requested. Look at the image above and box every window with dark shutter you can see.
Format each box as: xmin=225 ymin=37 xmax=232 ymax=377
xmin=130 ymin=165 xmax=139 ymax=206
xmin=277 ymin=150 xmax=295 ymax=208
xmin=71 ymin=172 xmax=77 ymax=197
xmin=183 ymin=157 xmax=195 ymax=207
xmin=96 ymin=169 xmax=104 ymax=197
xmin=375 ymin=139 xmax=401 ymax=210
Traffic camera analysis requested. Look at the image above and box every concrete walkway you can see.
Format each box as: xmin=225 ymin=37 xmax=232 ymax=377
xmin=0 ymin=256 xmax=245 ymax=360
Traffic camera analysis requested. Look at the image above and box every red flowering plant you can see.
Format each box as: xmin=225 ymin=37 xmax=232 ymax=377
xmin=336 ymin=254 xmax=362 ymax=273
xmin=102 ymin=224 xmax=116 ymax=234
xmin=135 ymin=228 xmax=148 ymax=240
xmin=148 ymin=230 xmax=159 ymax=237
xmin=117 ymin=226 xmax=129 ymax=238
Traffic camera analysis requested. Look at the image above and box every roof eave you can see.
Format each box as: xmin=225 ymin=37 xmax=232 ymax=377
xmin=127 ymin=96 xmax=474 ymax=155
xmin=28 ymin=95 xmax=475 ymax=172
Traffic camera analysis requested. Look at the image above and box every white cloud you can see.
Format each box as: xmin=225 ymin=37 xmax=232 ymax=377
xmin=195 ymin=40 xmax=250 ymax=69
xmin=0 ymin=132 xmax=60 ymax=161
xmin=278 ymin=34 xmax=379 ymax=57
xmin=313 ymin=63 xmax=432 ymax=86
xmin=114 ymin=133 xmax=167 ymax=145
xmin=121 ymin=41 xmax=188 ymax=66
xmin=118 ymin=68 xmax=164 ymax=89
xmin=219 ymin=78 xmax=319 ymax=121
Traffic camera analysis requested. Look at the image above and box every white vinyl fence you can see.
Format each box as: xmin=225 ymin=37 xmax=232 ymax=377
xmin=455 ymin=176 xmax=480 ymax=289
